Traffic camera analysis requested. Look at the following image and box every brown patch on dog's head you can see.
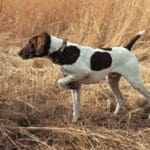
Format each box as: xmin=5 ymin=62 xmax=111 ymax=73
xmin=18 ymin=32 xmax=51 ymax=59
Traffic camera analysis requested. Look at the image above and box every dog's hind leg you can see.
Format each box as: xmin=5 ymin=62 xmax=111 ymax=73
xmin=121 ymin=60 xmax=150 ymax=118
xmin=124 ymin=74 xmax=150 ymax=118
xmin=107 ymin=73 xmax=124 ymax=114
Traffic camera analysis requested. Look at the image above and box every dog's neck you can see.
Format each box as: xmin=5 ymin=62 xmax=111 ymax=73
xmin=50 ymin=36 xmax=64 ymax=53
xmin=49 ymin=35 xmax=77 ymax=52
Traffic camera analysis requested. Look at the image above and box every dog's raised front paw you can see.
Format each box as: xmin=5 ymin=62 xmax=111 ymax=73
xmin=58 ymin=79 xmax=66 ymax=88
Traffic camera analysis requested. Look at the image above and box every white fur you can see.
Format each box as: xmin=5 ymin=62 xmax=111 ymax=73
xmin=49 ymin=31 xmax=150 ymax=122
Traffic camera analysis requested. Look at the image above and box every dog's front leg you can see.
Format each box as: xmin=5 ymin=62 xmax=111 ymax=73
xmin=71 ymin=88 xmax=81 ymax=122
xmin=58 ymin=74 xmax=82 ymax=122
xmin=58 ymin=74 xmax=84 ymax=88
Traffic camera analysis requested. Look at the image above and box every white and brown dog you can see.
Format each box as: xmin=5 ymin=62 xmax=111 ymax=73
xmin=19 ymin=30 xmax=150 ymax=122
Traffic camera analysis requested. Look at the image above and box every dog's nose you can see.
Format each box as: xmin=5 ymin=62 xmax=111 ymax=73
xmin=18 ymin=50 xmax=23 ymax=57
xmin=18 ymin=51 xmax=21 ymax=56
xmin=18 ymin=49 xmax=26 ymax=59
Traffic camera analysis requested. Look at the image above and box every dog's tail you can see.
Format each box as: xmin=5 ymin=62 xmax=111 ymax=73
xmin=124 ymin=29 xmax=145 ymax=51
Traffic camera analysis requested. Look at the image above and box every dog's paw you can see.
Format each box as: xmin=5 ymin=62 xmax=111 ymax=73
xmin=58 ymin=79 xmax=80 ymax=90
xmin=58 ymin=79 xmax=66 ymax=88
xmin=72 ymin=116 xmax=80 ymax=122
xmin=58 ymin=79 xmax=71 ymax=89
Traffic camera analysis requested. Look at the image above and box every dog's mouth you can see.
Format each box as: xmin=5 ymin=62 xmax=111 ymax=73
xmin=18 ymin=49 xmax=51 ymax=60
xmin=18 ymin=48 xmax=35 ymax=59
xmin=18 ymin=51 xmax=28 ymax=59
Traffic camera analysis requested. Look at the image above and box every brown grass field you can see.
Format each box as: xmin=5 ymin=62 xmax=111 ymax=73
xmin=0 ymin=0 xmax=150 ymax=149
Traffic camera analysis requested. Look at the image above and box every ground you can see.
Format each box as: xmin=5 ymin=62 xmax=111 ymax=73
xmin=0 ymin=33 xmax=150 ymax=150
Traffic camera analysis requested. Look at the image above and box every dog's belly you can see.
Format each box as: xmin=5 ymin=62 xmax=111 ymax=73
xmin=78 ymin=72 xmax=108 ymax=84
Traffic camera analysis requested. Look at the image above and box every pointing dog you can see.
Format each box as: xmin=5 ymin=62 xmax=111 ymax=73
xmin=19 ymin=30 xmax=150 ymax=122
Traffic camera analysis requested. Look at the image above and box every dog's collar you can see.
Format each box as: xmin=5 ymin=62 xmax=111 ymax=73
xmin=48 ymin=39 xmax=67 ymax=56
xmin=43 ymin=33 xmax=51 ymax=56
xmin=48 ymin=40 xmax=67 ymax=64
xmin=59 ymin=40 xmax=67 ymax=52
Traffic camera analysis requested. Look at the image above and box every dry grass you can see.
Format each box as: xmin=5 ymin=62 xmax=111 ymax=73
xmin=0 ymin=0 xmax=150 ymax=149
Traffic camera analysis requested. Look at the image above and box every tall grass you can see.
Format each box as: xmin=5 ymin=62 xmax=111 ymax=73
xmin=1 ymin=0 xmax=150 ymax=46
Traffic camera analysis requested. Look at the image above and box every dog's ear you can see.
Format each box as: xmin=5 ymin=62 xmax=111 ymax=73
xmin=35 ymin=35 xmax=46 ymax=55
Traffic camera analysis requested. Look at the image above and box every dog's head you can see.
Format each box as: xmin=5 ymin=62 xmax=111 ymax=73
xmin=18 ymin=32 xmax=51 ymax=59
